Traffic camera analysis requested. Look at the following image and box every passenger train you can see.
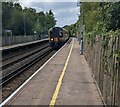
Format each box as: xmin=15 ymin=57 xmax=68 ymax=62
xmin=48 ymin=27 xmax=69 ymax=49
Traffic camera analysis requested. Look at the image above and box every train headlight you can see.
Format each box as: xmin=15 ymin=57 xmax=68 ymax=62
xmin=51 ymin=38 xmax=53 ymax=41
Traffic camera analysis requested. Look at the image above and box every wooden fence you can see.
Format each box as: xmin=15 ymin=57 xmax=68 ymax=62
xmin=84 ymin=34 xmax=120 ymax=106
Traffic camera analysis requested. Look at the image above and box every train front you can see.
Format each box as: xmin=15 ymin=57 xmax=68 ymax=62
xmin=48 ymin=27 xmax=64 ymax=49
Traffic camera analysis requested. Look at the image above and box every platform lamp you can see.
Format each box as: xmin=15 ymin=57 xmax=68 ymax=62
xmin=23 ymin=12 xmax=26 ymax=36
xmin=34 ymin=31 xmax=37 ymax=40
xmin=77 ymin=1 xmax=85 ymax=55
xmin=76 ymin=14 xmax=80 ymax=43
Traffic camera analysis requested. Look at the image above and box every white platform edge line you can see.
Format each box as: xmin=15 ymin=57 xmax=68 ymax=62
xmin=0 ymin=40 xmax=69 ymax=106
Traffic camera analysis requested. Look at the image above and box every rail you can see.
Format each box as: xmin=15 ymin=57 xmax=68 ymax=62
xmin=0 ymin=45 xmax=52 ymax=86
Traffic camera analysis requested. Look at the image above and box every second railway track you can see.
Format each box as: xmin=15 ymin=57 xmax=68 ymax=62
xmin=1 ymin=46 xmax=52 ymax=85
xmin=1 ymin=45 xmax=53 ymax=86
xmin=1 ymin=44 xmax=50 ymax=70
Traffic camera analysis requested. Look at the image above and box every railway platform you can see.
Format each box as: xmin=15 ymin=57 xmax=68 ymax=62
xmin=0 ymin=39 xmax=48 ymax=51
xmin=2 ymin=38 xmax=103 ymax=106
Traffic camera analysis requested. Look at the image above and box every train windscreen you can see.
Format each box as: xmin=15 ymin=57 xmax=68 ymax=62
xmin=50 ymin=28 xmax=63 ymax=37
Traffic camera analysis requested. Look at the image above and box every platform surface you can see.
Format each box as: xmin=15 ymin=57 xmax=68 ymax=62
xmin=5 ymin=38 xmax=103 ymax=105
xmin=0 ymin=39 xmax=48 ymax=51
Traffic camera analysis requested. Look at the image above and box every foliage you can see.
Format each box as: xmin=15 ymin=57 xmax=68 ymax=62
xmin=63 ymin=24 xmax=76 ymax=37
xmin=104 ymin=2 xmax=120 ymax=31
xmin=74 ymin=2 xmax=120 ymax=47
xmin=2 ymin=2 xmax=56 ymax=36
xmin=77 ymin=2 xmax=120 ymax=68
xmin=77 ymin=2 xmax=120 ymax=35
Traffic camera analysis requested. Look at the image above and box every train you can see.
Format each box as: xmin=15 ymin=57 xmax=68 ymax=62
xmin=48 ymin=27 xmax=69 ymax=49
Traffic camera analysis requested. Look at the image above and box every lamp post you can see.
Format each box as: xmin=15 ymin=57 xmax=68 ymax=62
xmin=76 ymin=14 xmax=80 ymax=43
xmin=34 ymin=31 xmax=36 ymax=40
xmin=81 ymin=2 xmax=84 ymax=55
xmin=23 ymin=12 xmax=26 ymax=36
xmin=77 ymin=1 xmax=85 ymax=55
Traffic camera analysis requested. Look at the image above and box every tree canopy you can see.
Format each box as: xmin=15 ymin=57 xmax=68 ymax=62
xmin=78 ymin=2 xmax=120 ymax=35
xmin=66 ymin=2 xmax=120 ymax=37
xmin=2 ymin=2 xmax=57 ymax=36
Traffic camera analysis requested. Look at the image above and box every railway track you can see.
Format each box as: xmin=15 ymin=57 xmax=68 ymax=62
xmin=1 ymin=45 xmax=52 ymax=86
xmin=1 ymin=44 xmax=50 ymax=70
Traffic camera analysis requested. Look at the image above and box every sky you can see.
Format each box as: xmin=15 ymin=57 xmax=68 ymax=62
xmin=19 ymin=0 xmax=80 ymax=27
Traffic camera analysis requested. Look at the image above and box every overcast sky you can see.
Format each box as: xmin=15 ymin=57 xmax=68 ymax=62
xmin=19 ymin=0 xmax=80 ymax=27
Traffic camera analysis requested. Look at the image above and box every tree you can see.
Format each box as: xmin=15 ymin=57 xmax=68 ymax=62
xmin=45 ymin=9 xmax=56 ymax=33
xmin=2 ymin=2 xmax=57 ymax=36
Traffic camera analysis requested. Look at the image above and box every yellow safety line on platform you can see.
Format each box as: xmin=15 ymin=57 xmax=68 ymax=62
xmin=49 ymin=39 xmax=74 ymax=107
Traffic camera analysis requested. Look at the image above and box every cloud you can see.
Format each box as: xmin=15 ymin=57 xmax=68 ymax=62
xmin=19 ymin=0 xmax=77 ymax=2
xmin=19 ymin=1 xmax=79 ymax=27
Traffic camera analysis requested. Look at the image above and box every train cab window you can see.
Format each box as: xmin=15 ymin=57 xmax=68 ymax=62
xmin=50 ymin=28 xmax=63 ymax=37
xmin=59 ymin=31 xmax=63 ymax=37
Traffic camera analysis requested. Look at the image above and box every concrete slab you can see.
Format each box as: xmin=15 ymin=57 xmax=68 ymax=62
xmin=8 ymin=82 xmax=58 ymax=105
xmin=31 ymin=64 xmax=64 ymax=82
xmin=56 ymin=38 xmax=103 ymax=105
xmin=56 ymin=82 xmax=103 ymax=105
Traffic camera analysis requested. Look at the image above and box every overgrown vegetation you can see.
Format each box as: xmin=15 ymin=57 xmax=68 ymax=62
xmin=2 ymin=2 xmax=56 ymax=36
xmin=78 ymin=2 xmax=120 ymax=59
xmin=79 ymin=2 xmax=120 ymax=34
xmin=76 ymin=2 xmax=120 ymax=106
